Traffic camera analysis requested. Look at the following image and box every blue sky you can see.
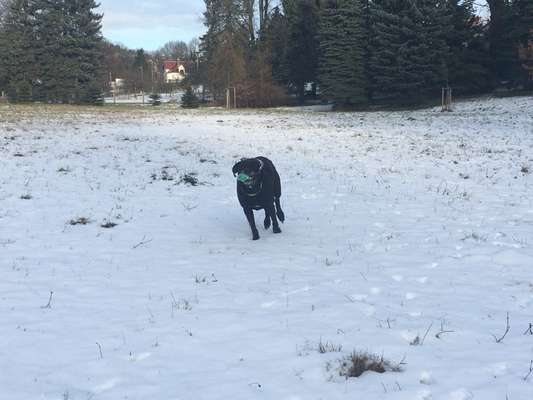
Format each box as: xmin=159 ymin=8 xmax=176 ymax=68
xmin=98 ymin=1 xmax=206 ymax=51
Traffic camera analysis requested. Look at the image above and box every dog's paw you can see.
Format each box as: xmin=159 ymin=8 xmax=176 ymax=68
xmin=252 ymin=232 xmax=260 ymax=240
xmin=273 ymin=226 xmax=282 ymax=234
xmin=277 ymin=211 xmax=285 ymax=223
xmin=264 ymin=217 xmax=271 ymax=230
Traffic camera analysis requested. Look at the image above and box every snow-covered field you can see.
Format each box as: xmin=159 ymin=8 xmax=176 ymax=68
xmin=1 ymin=97 xmax=532 ymax=400
xmin=104 ymin=92 xmax=184 ymax=105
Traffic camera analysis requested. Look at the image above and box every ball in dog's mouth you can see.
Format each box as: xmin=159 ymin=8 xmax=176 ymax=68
xmin=237 ymin=172 xmax=254 ymax=186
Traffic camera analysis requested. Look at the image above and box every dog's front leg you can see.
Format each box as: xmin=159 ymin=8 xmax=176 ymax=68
xmin=243 ymin=207 xmax=260 ymax=240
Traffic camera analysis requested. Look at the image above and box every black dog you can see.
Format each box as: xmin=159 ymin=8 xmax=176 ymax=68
xmin=232 ymin=157 xmax=285 ymax=240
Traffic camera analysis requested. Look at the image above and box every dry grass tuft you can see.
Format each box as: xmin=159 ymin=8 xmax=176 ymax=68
xmin=69 ymin=217 xmax=90 ymax=225
xmin=338 ymin=351 xmax=403 ymax=378
xmin=318 ymin=339 xmax=342 ymax=354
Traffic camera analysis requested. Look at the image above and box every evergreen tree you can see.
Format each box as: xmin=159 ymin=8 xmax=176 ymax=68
xmin=33 ymin=0 xmax=74 ymax=102
xmin=318 ymin=0 xmax=368 ymax=107
xmin=265 ymin=6 xmax=289 ymax=85
xmin=84 ymin=81 xmax=105 ymax=105
xmin=369 ymin=0 xmax=450 ymax=104
xmin=149 ymin=92 xmax=161 ymax=106
xmin=283 ymin=0 xmax=320 ymax=102
xmin=181 ymin=86 xmax=200 ymax=108
xmin=512 ymin=0 xmax=533 ymax=47
xmin=446 ymin=0 xmax=491 ymax=94
xmin=0 ymin=0 xmax=37 ymax=102
xmin=0 ymin=0 xmax=103 ymax=103
xmin=511 ymin=0 xmax=533 ymax=86
xmin=487 ymin=0 xmax=517 ymax=84
xmin=69 ymin=0 xmax=105 ymax=104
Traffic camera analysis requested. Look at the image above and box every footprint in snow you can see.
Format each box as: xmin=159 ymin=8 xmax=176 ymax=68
xmin=448 ymin=389 xmax=473 ymax=400
xmin=370 ymin=287 xmax=381 ymax=295
xmin=129 ymin=352 xmax=151 ymax=362
xmin=416 ymin=389 xmax=432 ymax=400
xmin=419 ymin=371 xmax=435 ymax=385
xmin=348 ymin=294 xmax=368 ymax=302
xmin=94 ymin=378 xmax=120 ymax=393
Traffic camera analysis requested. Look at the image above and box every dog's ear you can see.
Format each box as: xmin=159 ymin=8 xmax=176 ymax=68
xmin=232 ymin=161 xmax=243 ymax=177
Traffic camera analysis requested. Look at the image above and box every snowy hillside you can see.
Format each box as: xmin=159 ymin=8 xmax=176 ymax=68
xmin=1 ymin=96 xmax=532 ymax=400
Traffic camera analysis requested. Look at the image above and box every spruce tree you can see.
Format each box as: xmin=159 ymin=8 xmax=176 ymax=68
xmin=1 ymin=0 xmax=104 ymax=103
xmin=446 ymin=0 xmax=491 ymax=94
xmin=283 ymin=0 xmax=320 ymax=102
xmin=181 ymin=86 xmax=200 ymax=108
xmin=149 ymin=92 xmax=162 ymax=106
xmin=512 ymin=0 xmax=533 ymax=47
xmin=265 ymin=6 xmax=289 ymax=85
xmin=369 ymin=0 xmax=450 ymax=104
xmin=69 ymin=0 xmax=104 ymax=104
xmin=33 ymin=0 xmax=72 ymax=102
xmin=511 ymin=0 xmax=533 ymax=87
xmin=369 ymin=0 xmax=413 ymax=102
xmin=319 ymin=0 xmax=368 ymax=107
xmin=487 ymin=0 xmax=517 ymax=85
xmin=0 ymin=0 xmax=37 ymax=102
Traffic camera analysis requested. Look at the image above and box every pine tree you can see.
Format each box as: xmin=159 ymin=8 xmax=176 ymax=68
xmin=369 ymin=0 xmax=414 ymax=102
xmin=265 ymin=6 xmax=289 ymax=85
xmin=369 ymin=0 xmax=450 ymax=104
xmin=487 ymin=0 xmax=517 ymax=85
xmin=283 ymin=0 xmax=320 ymax=102
xmin=149 ymin=92 xmax=162 ymax=106
xmin=181 ymin=86 xmax=200 ymax=108
xmin=318 ymin=0 xmax=368 ymax=107
xmin=69 ymin=0 xmax=104 ymax=104
xmin=3 ymin=0 xmax=105 ymax=104
xmin=0 ymin=0 xmax=37 ymax=102
xmin=33 ymin=0 xmax=73 ymax=102
xmin=84 ymin=81 xmax=105 ymax=105
xmin=446 ymin=0 xmax=491 ymax=94
xmin=512 ymin=0 xmax=533 ymax=47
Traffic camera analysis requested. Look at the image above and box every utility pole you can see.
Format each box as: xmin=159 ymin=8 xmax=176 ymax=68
xmin=140 ymin=65 xmax=144 ymax=104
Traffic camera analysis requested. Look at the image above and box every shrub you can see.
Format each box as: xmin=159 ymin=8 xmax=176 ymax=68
xmin=149 ymin=93 xmax=162 ymax=106
xmin=338 ymin=351 xmax=402 ymax=379
xmin=181 ymin=87 xmax=199 ymax=108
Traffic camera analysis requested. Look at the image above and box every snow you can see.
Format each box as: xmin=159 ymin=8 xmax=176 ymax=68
xmin=104 ymin=92 xmax=184 ymax=105
xmin=1 ymin=96 xmax=532 ymax=400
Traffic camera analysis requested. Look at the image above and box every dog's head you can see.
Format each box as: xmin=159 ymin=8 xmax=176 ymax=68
xmin=232 ymin=158 xmax=263 ymax=188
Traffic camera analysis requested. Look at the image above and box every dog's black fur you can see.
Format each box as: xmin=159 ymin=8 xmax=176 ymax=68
xmin=232 ymin=156 xmax=285 ymax=240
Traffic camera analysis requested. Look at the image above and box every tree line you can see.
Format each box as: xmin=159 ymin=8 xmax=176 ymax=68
xmin=200 ymin=0 xmax=533 ymax=107
xmin=0 ymin=0 xmax=531 ymax=107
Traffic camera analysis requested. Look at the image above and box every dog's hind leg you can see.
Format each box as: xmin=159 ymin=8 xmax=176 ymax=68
xmin=266 ymin=203 xmax=281 ymax=234
xmin=264 ymin=210 xmax=271 ymax=230
xmin=274 ymin=197 xmax=285 ymax=223
xmin=243 ymin=207 xmax=260 ymax=240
